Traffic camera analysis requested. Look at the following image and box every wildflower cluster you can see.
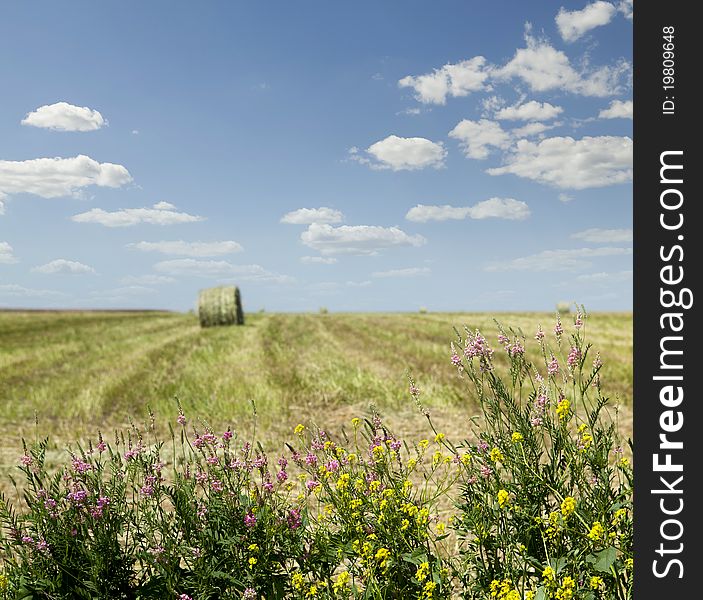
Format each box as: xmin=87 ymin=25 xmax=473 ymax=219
xmin=450 ymin=308 xmax=632 ymax=599
xmin=0 ymin=416 xmax=453 ymax=598
xmin=0 ymin=308 xmax=632 ymax=599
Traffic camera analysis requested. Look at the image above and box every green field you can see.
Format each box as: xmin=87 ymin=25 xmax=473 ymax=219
xmin=0 ymin=310 xmax=632 ymax=467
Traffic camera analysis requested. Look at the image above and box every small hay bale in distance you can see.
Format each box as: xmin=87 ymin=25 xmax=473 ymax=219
xmin=198 ymin=286 xmax=244 ymax=327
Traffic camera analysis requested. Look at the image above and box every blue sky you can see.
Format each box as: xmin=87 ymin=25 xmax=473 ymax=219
xmin=0 ymin=0 xmax=633 ymax=312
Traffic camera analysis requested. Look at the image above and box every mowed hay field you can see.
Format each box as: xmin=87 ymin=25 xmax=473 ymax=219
xmin=0 ymin=310 xmax=632 ymax=475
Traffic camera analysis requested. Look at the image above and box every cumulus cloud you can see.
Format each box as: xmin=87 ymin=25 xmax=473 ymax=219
xmin=485 ymin=246 xmax=632 ymax=272
xmin=495 ymin=34 xmax=630 ymax=97
xmin=0 ymin=242 xmax=17 ymax=264
xmin=571 ymin=227 xmax=633 ymax=243
xmin=556 ymin=2 xmax=617 ymax=42
xmin=512 ymin=122 xmax=557 ymax=137
xmin=0 ymin=199 xmax=5 ymax=215
xmin=281 ymin=207 xmax=344 ymax=224
xmin=153 ymin=201 xmax=176 ymax=210
xmin=0 ymin=155 xmax=132 ymax=200
xmin=120 ymin=274 xmax=176 ymax=285
xmin=0 ymin=284 xmax=66 ymax=298
xmin=406 ymin=198 xmax=530 ymax=222
xmin=32 ymin=259 xmax=96 ymax=274
xmin=487 ymin=135 xmax=632 ymax=189
xmin=398 ymin=56 xmax=492 ymax=104
xmin=618 ymin=0 xmax=633 ymax=20
xmin=301 ymin=223 xmax=426 ymax=255
xmin=72 ymin=203 xmax=205 ymax=227
xmin=372 ymin=267 xmax=431 ymax=278
xmin=598 ymin=99 xmax=633 ymax=119
xmin=495 ymin=100 xmax=563 ymax=121
xmin=449 ymin=119 xmax=511 ymax=159
xmin=21 ymin=102 xmax=106 ymax=132
xmin=353 ymin=135 xmax=447 ymax=171
xmin=154 ymin=259 xmax=293 ymax=283
xmin=300 ymin=256 xmax=338 ymax=264
xmin=128 ymin=240 xmax=243 ymax=256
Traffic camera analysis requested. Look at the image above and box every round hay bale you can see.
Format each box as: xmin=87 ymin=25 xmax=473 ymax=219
xmin=198 ymin=286 xmax=244 ymax=327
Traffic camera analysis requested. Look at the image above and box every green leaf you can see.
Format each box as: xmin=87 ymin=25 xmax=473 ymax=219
xmin=534 ymin=586 xmax=546 ymax=600
xmin=594 ymin=546 xmax=617 ymax=572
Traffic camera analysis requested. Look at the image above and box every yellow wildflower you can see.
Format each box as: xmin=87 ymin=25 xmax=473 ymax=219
xmin=352 ymin=417 xmax=360 ymax=428
xmin=294 ymin=423 xmax=305 ymax=435
xmin=511 ymin=432 xmax=524 ymax=443
xmin=436 ymin=522 xmax=446 ymax=535
xmin=542 ymin=566 xmax=555 ymax=583
xmin=560 ymin=496 xmax=576 ymax=519
xmin=434 ymin=432 xmax=445 ymax=443
xmin=292 ymin=572 xmax=304 ymax=590
xmin=556 ymin=398 xmax=570 ymax=420
xmin=375 ymin=547 xmax=390 ymax=568
xmin=248 ymin=557 xmax=257 ymax=567
xmin=419 ymin=439 xmax=429 ymax=449
xmin=497 ymin=489 xmax=510 ymax=508
xmin=416 ymin=561 xmax=430 ymax=581
xmin=590 ymin=576 xmax=604 ymax=590
xmin=588 ymin=521 xmax=605 ymax=541
xmin=333 ymin=571 xmax=350 ymax=591
xmin=489 ymin=447 xmax=504 ymax=463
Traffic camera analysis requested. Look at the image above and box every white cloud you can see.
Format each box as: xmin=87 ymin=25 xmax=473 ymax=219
xmin=90 ymin=286 xmax=156 ymax=297
xmin=495 ymin=100 xmax=563 ymax=121
xmin=21 ymin=102 xmax=106 ymax=132
xmin=406 ymin=197 xmax=530 ymax=222
xmin=496 ymin=34 xmax=630 ymax=97
xmin=571 ymin=227 xmax=633 ymax=243
xmin=72 ymin=203 xmax=205 ymax=227
xmin=0 ymin=284 xmax=65 ymax=298
xmin=1 ymin=242 xmax=17 ymax=264
xmin=598 ymin=99 xmax=633 ymax=119
xmin=281 ymin=207 xmax=344 ymax=225
xmin=372 ymin=267 xmax=431 ymax=278
xmin=449 ymin=119 xmax=511 ymax=159
xmin=0 ymin=199 xmax=5 ymax=215
xmin=485 ymin=246 xmax=632 ymax=272
xmin=573 ymin=270 xmax=633 ymax=283
xmin=120 ymin=274 xmax=176 ymax=285
xmin=32 ymin=259 xmax=96 ymax=274
xmin=359 ymin=135 xmax=447 ymax=170
xmin=153 ymin=201 xmax=176 ymax=210
xmin=512 ymin=122 xmax=556 ymax=137
xmin=558 ymin=193 xmax=574 ymax=203
xmin=301 ymin=223 xmax=426 ymax=255
xmin=398 ymin=56 xmax=492 ymax=104
xmin=468 ymin=197 xmax=531 ymax=220
xmin=556 ymin=1 xmax=617 ymax=42
xmin=487 ymin=135 xmax=632 ymax=189
xmin=301 ymin=256 xmax=338 ymax=264
xmin=154 ymin=259 xmax=293 ymax=283
xmin=0 ymin=155 xmax=132 ymax=200
xmin=128 ymin=240 xmax=243 ymax=257
xmin=618 ymin=0 xmax=633 ymax=20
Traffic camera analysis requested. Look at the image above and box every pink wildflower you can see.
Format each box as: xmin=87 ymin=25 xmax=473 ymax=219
xmin=244 ymin=512 xmax=257 ymax=528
